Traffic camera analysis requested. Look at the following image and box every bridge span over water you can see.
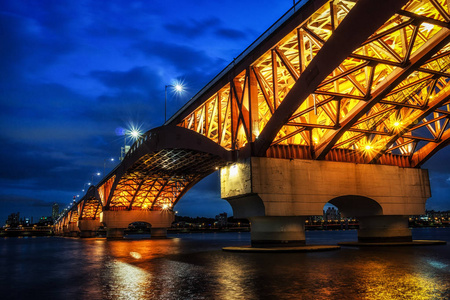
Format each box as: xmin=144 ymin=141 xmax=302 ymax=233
xmin=55 ymin=0 xmax=450 ymax=245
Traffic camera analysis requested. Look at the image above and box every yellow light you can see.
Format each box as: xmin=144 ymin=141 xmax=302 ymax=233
xmin=365 ymin=145 xmax=372 ymax=150
xmin=230 ymin=164 xmax=238 ymax=176
xmin=393 ymin=121 xmax=400 ymax=127
xmin=142 ymin=204 xmax=148 ymax=209
xmin=162 ymin=203 xmax=170 ymax=210
xmin=422 ymin=22 xmax=434 ymax=32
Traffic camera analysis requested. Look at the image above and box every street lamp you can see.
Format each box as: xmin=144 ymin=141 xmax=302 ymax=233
xmin=103 ymin=157 xmax=115 ymax=174
xmin=165 ymin=83 xmax=184 ymax=123
xmin=120 ymin=128 xmax=142 ymax=161
xmin=82 ymin=182 xmax=91 ymax=192
xmin=91 ymin=172 xmax=101 ymax=185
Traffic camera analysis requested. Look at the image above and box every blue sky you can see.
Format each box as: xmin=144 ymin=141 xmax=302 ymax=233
xmin=1 ymin=0 xmax=449 ymax=223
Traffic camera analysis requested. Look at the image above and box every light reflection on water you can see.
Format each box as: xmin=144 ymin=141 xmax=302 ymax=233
xmin=0 ymin=229 xmax=449 ymax=299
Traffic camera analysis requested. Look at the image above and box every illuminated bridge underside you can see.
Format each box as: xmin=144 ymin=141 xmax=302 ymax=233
xmin=174 ymin=0 xmax=450 ymax=167
xmin=99 ymin=126 xmax=230 ymax=212
xmin=77 ymin=186 xmax=102 ymax=220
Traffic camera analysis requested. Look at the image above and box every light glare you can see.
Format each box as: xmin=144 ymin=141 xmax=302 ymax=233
xmin=174 ymin=84 xmax=183 ymax=92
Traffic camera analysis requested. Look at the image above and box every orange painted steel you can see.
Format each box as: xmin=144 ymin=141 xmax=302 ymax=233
xmin=173 ymin=0 xmax=450 ymax=167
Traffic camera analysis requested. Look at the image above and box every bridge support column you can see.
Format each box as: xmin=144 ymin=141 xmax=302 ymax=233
xmin=222 ymin=157 xmax=430 ymax=246
xmin=250 ymin=216 xmax=305 ymax=247
xmin=106 ymin=228 xmax=125 ymax=239
xmin=150 ymin=228 xmax=168 ymax=238
xmin=100 ymin=210 xmax=174 ymax=240
xmin=78 ymin=219 xmax=101 ymax=238
xmin=357 ymin=215 xmax=411 ymax=242
xmin=68 ymin=223 xmax=80 ymax=237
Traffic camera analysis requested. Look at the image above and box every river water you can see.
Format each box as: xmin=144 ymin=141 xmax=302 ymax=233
xmin=1 ymin=228 xmax=449 ymax=299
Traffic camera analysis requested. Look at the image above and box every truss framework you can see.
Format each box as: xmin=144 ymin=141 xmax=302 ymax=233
xmin=177 ymin=0 xmax=450 ymax=167
xmin=78 ymin=197 xmax=102 ymax=220
xmin=101 ymin=148 xmax=225 ymax=210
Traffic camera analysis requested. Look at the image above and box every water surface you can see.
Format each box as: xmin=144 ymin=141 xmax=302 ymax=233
xmin=1 ymin=228 xmax=449 ymax=299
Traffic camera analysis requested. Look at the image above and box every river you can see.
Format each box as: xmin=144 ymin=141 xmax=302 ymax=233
xmin=1 ymin=228 xmax=449 ymax=299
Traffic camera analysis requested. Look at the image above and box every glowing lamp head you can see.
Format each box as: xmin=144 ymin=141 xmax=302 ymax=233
xmin=162 ymin=203 xmax=170 ymax=210
xmin=365 ymin=145 xmax=372 ymax=150
xmin=130 ymin=130 xmax=140 ymax=139
xmin=174 ymin=84 xmax=183 ymax=92
xmin=393 ymin=121 xmax=400 ymax=127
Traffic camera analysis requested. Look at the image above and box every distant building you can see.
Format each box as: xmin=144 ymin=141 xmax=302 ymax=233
xmin=324 ymin=207 xmax=340 ymax=221
xmin=38 ymin=216 xmax=53 ymax=226
xmin=52 ymin=203 xmax=59 ymax=220
xmin=120 ymin=145 xmax=131 ymax=161
xmin=6 ymin=212 xmax=20 ymax=227
xmin=215 ymin=212 xmax=228 ymax=227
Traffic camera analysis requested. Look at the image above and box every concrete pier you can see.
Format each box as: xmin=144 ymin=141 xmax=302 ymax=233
xmin=101 ymin=210 xmax=174 ymax=240
xmin=221 ymin=157 xmax=431 ymax=246
xmin=249 ymin=216 xmax=306 ymax=247
xmin=78 ymin=219 xmax=101 ymax=238
xmin=357 ymin=215 xmax=412 ymax=242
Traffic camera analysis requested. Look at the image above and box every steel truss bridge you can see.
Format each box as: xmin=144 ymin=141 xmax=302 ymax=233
xmin=56 ymin=0 xmax=450 ymax=233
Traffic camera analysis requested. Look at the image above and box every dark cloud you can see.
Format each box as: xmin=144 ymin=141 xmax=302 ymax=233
xmin=215 ymin=28 xmax=248 ymax=40
xmin=0 ymin=8 xmax=76 ymax=83
xmin=91 ymin=66 xmax=161 ymax=94
xmin=164 ymin=18 xmax=220 ymax=39
xmin=134 ymin=40 xmax=227 ymax=72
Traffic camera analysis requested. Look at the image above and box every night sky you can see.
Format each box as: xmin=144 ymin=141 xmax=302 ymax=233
xmin=1 ymin=0 xmax=449 ymax=223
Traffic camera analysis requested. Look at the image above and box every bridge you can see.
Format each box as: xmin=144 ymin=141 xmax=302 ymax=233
xmin=55 ymin=0 xmax=450 ymax=246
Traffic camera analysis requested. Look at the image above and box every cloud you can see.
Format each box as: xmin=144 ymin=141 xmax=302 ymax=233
xmin=0 ymin=8 xmax=76 ymax=84
xmin=134 ymin=40 xmax=227 ymax=72
xmin=215 ymin=28 xmax=248 ymax=40
xmin=164 ymin=17 xmax=220 ymax=39
xmin=90 ymin=66 xmax=162 ymax=94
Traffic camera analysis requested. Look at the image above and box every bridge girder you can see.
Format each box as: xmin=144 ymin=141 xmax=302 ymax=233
xmin=174 ymin=0 xmax=450 ymax=167
xmin=97 ymin=126 xmax=231 ymax=212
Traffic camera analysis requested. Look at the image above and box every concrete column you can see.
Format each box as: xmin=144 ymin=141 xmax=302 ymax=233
xmin=78 ymin=219 xmax=100 ymax=238
xmin=67 ymin=223 xmax=80 ymax=237
xmin=151 ymin=228 xmax=168 ymax=238
xmin=107 ymin=228 xmax=125 ymax=240
xmin=80 ymin=230 xmax=97 ymax=238
xmin=100 ymin=210 xmax=175 ymax=240
xmin=358 ymin=215 xmax=412 ymax=242
xmin=249 ymin=216 xmax=306 ymax=247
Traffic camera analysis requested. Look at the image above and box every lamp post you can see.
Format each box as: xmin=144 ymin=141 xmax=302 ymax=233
xmin=103 ymin=158 xmax=115 ymax=174
xmin=82 ymin=182 xmax=91 ymax=192
xmin=165 ymin=84 xmax=184 ymax=123
xmin=91 ymin=172 xmax=101 ymax=185
xmin=120 ymin=129 xmax=142 ymax=161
